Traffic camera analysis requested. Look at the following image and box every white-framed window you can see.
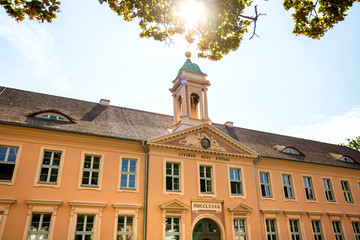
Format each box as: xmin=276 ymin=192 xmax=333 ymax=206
xmin=0 ymin=146 xmax=18 ymax=182
xmin=282 ymin=148 xmax=300 ymax=155
xmin=27 ymin=213 xmax=52 ymax=240
xmin=234 ymin=218 xmax=247 ymax=240
xmin=23 ymin=200 xmax=62 ymax=240
xmin=332 ymin=221 xmax=344 ymax=240
xmin=68 ymin=201 xmax=106 ymax=240
xmin=282 ymin=174 xmax=294 ymax=199
xmin=165 ymin=217 xmax=180 ymax=240
xmin=120 ymin=159 xmax=136 ymax=189
xmin=303 ymin=176 xmax=315 ymax=200
xmin=311 ymin=220 xmax=323 ymax=240
xmin=260 ymin=172 xmax=272 ymax=198
xmin=81 ymin=155 xmax=101 ymax=188
xmin=75 ymin=214 xmax=95 ymax=240
xmin=200 ymin=165 xmax=213 ymax=194
xmin=117 ymin=216 xmax=133 ymax=240
xmin=265 ymin=219 xmax=277 ymax=240
xmin=340 ymin=180 xmax=353 ymax=203
xmin=322 ymin=178 xmax=335 ymax=202
xmin=289 ymin=219 xmax=301 ymax=240
xmin=113 ymin=203 xmax=141 ymax=240
xmin=35 ymin=112 xmax=69 ymax=122
xmin=166 ymin=162 xmax=180 ymax=192
xmin=352 ymin=222 xmax=360 ymax=240
xmin=340 ymin=156 xmax=354 ymax=163
xmin=230 ymin=168 xmax=242 ymax=195
xmin=38 ymin=150 xmax=62 ymax=184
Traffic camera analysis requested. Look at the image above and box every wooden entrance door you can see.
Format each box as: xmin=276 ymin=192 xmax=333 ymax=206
xmin=193 ymin=218 xmax=221 ymax=240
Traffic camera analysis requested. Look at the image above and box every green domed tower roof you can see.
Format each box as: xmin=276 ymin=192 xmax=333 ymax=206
xmin=175 ymin=58 xmax=206 ymax=80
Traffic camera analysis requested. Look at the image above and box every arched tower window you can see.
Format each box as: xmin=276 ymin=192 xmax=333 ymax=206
xmin=176 ymin=96 xmax=182 ymax=121
xmin=190 ymin=93 xmax=200 ymax=119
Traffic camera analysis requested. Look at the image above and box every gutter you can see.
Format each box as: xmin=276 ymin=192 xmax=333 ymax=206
xmin=253 ymin=155 xmax=264 ymax=240
xmin=142 ymin=141 xmax=149 ymax=240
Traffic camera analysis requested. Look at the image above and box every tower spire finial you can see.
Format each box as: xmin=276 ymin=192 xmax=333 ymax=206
xmin=185 ymin=51 xmax=192 ymax=59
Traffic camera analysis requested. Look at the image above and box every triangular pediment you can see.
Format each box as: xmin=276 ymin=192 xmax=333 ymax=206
xmin=160 ymin=199 xmax=189 ymax=210
xmin=148 ymin=124 xmax=257 ymax=158
xmin=228 ymin=203 xmax=252 ymax=213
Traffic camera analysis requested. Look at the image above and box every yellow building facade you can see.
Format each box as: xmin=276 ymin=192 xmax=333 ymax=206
xmin=0 ymin=56 xmax=360 ymax=240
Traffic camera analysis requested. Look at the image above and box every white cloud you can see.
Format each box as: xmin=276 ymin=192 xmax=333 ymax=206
xmin=0 ymin=14 xmax=71 ymax=92
xmin=284 ymin=107 xmax=360 ymax=144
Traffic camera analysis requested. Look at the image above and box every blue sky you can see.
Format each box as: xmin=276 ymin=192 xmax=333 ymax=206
xmin=0 ymin=0 xmax=359 ymax=144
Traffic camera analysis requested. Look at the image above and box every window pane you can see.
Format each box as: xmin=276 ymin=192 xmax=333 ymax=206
xmin=93 ymin=158 xmax=100 ymax=169
xmin=0 ymin=164 xmax=15 ymax=181
xmin=129 ymin=160 xmax=136 ymax=173
xmin=166 ymin=176 xmax=173 ymax=190
xmin=122 ymin=160 xmax=129 ymax=171
xmin=173 ymin=164 xmax=179 ymax=175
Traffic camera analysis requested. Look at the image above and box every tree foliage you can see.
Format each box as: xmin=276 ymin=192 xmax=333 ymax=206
xmin=1 ymin=0 xmax=359 ymax=60
xmin=1 ymin=0 xmax=60 ymax=22
xmin=340 ymin=136 xmax=360 ymax=151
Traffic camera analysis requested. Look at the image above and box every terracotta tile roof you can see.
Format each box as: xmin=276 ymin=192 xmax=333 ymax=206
xmin=1 ymin=86 xmax=359 ymax=169
xmin=213 ymin=123 xmax=360 ymax=169
xmin=0 ymin=86 xmax=173 ymax=141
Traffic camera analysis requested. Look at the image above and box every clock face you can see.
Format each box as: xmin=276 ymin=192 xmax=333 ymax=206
xmin=201 ymin=138 xmax=211 ymax=149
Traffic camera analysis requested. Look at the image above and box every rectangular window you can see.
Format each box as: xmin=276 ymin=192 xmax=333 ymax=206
xmin=322 ymin=179 xmax=335 ymax=202
xmin=120 ymin=159 xmax=136 ymax=189
xmin=27 ymin=213 xmax=51 ymax=240
xmin=75 ymin=214 xmax=94 ymax=240
xmin=81 ymin=155 xmax=100 ymax=187
xmin=265 ymin=219 xmax=277 ymax=240
xmin=117 ymin=216 xmax=133 ymax=240
xmin=165 ymin=217 xmax=180 ymax=240
xmin=166 ymin=162 xmax=180 ymax=191
xmin=260 ymin=172 xmax=272 ymax=198
xmin=303 ymin=176 xmax=315 ymax=200
xmin=0 ymin=146 xmax=18 ymax=181
xmin=234 ymin=218 xmax=247 ymax=240
xmin=311 ymin=220 xmax=323 ymax=240
xmin=289 ymin=220 xmax=301 ymax=240
xmin=353 ymin=222 xmax=360 ymax=240
xmin=39 ymin=150 xmax=62 ymax=184
xmin=340 ymin=180 xmax=353 ymax=203
xmin=230 ymin=168 xmax=242 ymax=195
xmin=282 ymin=174 xmax=294 ymax=199
xmin=332 ymin=221 xmax=344 ymax=240
xmin=200 ymin=166 xmax=213 ymax=193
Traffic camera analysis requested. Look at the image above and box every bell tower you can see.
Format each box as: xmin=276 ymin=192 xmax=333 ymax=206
xmin=170 ymin=52 xmax=211 ymax=131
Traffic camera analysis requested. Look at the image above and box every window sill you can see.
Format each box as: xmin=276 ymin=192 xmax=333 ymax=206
xmin=230 ymin=194 xmax=246 ymax=200
xmin=260 ymin=196 xmax=275 ymax=201
xmin=284 ymin=198 xmax=297 ymax=202
xmin=34 ymin=182 xmax=60 ymax=188
xmin=117 ymin=188 xmax=139 ymax=193
xmin=78 ymin=186 xmax=102 ymax=191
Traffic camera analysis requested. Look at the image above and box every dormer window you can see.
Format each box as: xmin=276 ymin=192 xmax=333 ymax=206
xmin=282 ymin=148 xmax=300 ymax=155
xmin=339 ymin=156 xmax=355 ymax=163
xmin=35 ymin=112 xmax=70 ymax=122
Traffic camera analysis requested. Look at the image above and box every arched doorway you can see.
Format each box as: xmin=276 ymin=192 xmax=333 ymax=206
xmin=193 ymin=218 xmax=221 ymax=240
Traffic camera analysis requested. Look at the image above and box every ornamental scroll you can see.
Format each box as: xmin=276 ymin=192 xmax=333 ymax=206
xmin=178 ymin=132 xmax=225 ymax=151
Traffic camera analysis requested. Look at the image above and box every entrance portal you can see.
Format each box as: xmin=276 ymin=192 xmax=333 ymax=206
xmin=193 ymin=218 xmax=221 ymax=240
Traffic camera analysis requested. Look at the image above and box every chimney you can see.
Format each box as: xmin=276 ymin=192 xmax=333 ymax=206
xmin=99 ymin=99 xmax=110 ymax=106
xmin=224 ymin=121 xmax=233 ymax=127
